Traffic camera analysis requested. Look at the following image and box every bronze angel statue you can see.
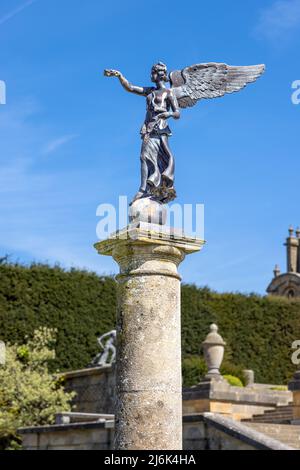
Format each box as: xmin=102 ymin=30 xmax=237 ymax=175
xmin=104 ymin=61 xmax=265 ymax=205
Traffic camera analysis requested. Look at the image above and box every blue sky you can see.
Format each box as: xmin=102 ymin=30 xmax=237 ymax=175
xmin=0 ymin=0 xmax=300 ymax=294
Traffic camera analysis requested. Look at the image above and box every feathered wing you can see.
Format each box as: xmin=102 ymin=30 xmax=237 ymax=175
xmin=170 ymin=63 xmax=265 ymax=109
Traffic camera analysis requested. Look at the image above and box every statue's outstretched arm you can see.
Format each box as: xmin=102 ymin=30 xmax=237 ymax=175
xmin=104 ymin=69 xmax=148 ymax=96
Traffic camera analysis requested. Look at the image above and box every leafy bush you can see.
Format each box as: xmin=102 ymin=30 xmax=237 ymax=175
xmin=223 ymin=375 xmax=244 ymax=387
xmin=0 ymin=262 xmax=117 ymax=372
xmin=220 ymin=362 xmax=247 ymax=386
xmin=0 ymin=328 xmax=75 ymax=450
xmin=182 ymin=355 xmax=246 ymax=387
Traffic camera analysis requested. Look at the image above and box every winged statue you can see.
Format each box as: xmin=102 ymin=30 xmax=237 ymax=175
xmin=104 ymin=61 xmax=265 ymax=205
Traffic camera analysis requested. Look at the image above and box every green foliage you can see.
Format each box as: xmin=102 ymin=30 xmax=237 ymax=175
xmin=0 ymin=327 xmax=75 ymax=450
xmin=269 ymin=386 xmax=288 ymax=391
xmin=181 ymin=284 xmax=300 ymax=385
xmin=182 ymin=356 xmax=246 ymax=387
xmin=182 ymin=356 xmax=207 ymax=386
xmin=221 ymin=362 xmax=246 ymax=386
xmin=223 ymin=375 xmax=244 ymax=387
xmin=0 ymin=263 xmax=300 ymax=385
xmin=0 ymin=263 xmax=117 ymax=371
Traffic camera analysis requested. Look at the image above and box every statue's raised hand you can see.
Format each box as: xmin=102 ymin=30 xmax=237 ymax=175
xmin=104 ymin=69 xmax=121 ymax=78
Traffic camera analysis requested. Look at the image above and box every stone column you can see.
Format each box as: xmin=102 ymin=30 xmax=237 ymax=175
xmin=95 ymin=223 xmax=204 ymax=450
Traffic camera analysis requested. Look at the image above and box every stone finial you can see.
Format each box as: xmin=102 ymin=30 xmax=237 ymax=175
xmin=274 ymin=265 xmax=280 ymax=278
xmin=289 ymin=226 xmax=294 ymax=237
xmin=296 ymin=228 xmax=300 ymax=239
xmin=202 ymin=324 xmax=226 ymax=379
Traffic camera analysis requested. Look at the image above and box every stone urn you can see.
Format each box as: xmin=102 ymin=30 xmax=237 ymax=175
xmin=202 ymin=324 xmax=226 ymax=379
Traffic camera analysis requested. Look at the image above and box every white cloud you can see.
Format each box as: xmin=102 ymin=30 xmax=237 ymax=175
xmin=255 ymin=0 xmax=300 ymax=41
xmin=42 ymin=134 xmax=78 ymax=155
xmin=0 ymin=0 xmax=37 ymax=26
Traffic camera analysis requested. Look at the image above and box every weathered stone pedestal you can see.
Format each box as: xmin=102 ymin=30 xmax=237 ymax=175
xmin=289 ymin=370 xmax=300 ymax=424
xmin=95 ymin=223 xmax=204 ymax=450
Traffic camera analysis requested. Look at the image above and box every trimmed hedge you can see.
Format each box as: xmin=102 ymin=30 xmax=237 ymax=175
xmin=0 ymin=262 xmax=300 ymax=384
xmin=181 ymin=284 xmax=300 ymax=384
xmin=0 ymin=262 xmax=116 ymax=371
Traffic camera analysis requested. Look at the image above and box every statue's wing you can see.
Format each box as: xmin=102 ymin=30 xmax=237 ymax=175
xmin=170 ymin=63 xmax=265 ymax=109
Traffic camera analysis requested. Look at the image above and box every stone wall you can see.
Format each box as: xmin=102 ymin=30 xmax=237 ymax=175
xmin=63 ymin=365 xmax=115 ymax=414
xmin=63 ymin=365 xmax=292 ymax=422
xmin=289 ymin=371 xmax=300 ymax=423
xmin=20 ymin=413 xmax=291 ymax=451
xmin=183 ymin=414 xmax=292 ymax=450
xmin=21 ymin=421 xmax=114 ymax=451
xmin=183 ymin=379 xmax=292 ymax=421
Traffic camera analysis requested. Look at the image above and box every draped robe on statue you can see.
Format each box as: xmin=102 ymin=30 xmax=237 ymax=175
xmin=139 ymin=88 xmax=177 ymax=203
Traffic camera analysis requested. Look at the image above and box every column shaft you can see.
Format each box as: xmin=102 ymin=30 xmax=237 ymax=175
xmin=95 ymin=225 xmax=204 ymax=450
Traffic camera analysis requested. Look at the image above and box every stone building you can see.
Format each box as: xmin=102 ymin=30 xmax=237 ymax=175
xmin=267 ymin=227 xmax=300 ymax=298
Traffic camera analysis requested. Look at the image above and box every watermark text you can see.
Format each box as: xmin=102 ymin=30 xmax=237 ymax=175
xmin=292 ymin=340 xmax=300 ymax=365
xmin=96 ymin=196 xmax=205 ymax=241
xmin=291 ymin=80 xmax=300 ymax=105
xmin=0 ymin=80 xmax=6 ymax=105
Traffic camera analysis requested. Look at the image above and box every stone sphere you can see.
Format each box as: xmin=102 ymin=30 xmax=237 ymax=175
xmin=129 ymin=198 xmax=167 ymax=225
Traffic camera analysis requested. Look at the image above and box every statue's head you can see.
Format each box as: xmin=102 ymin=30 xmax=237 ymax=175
xmin=151 ymin=62 xmax=168 ymax=83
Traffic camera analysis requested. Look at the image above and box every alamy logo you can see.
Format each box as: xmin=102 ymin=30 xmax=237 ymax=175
xmin=291 ymin=81 xmax=300 ymax=105
xmin=0 ymin=80 xmax=6 ymax=104
xmin=96 ymin=196 xmax=205 ymax=241
xmin=291 ymin=340 xmax=300 ymax=366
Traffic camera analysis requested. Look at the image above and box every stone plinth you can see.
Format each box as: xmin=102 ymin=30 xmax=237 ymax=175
xmin=19 ymin=414 xmax=292 ymax=451
xmin=288 ymin=371 xmax=300 ymax=423
xmin=183 ymin=378 xmax=292 ymax=421
xmin=94 ymin=223 xmax=204 ymax=450
xmin=62 ymin=365 xmax=115 ymax=414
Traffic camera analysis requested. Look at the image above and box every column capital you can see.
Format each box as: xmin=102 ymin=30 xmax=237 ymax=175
xmin=94 ymin=223 xmax=205 ymax=279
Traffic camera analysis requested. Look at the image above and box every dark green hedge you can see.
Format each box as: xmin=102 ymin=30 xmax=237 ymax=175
xmin=0 ymin=262 xmax=116 ymax=371
xmin=0 ymin=261 xmax=300 ymax=384
xmin=181 ymin=285 xmax=300 ymax=384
